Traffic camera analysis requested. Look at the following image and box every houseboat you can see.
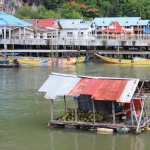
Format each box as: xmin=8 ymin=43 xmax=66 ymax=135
xmin=38 ymin=72 xmax=150 ymax=134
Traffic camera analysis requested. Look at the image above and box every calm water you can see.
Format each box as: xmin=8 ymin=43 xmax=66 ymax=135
xmin=1 ymin=62 xmax=150 ymax=150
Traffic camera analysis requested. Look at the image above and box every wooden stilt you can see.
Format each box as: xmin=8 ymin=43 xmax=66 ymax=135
xmin=64 ymin=95 xmax=66 ymax=112
xmin=132 ymin=100 xmax=138 ymax=124
xmin=143 ymin=100 xmax=148 ymax=125
xmin=50 ymin=99 xmax=54 ymax=120
xmin=75 ymin=100 xmax=78 ymax=122
xmin=92 ymin=99 xmax=95 ymax=123
xmin=130 ymin=100 xmax=134 ymax=126
xmin=136 ymin=100 xmax=144 ymax=133
xmin=112 ymin=101 xmax=115 ymax=124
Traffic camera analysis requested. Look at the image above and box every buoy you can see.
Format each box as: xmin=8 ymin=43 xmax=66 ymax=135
xmin=97 ymin=127 xmax=114 ymax=132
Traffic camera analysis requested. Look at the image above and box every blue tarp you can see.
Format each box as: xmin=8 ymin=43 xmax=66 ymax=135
xmin=143 ymin=26 xmax=150 ymax=33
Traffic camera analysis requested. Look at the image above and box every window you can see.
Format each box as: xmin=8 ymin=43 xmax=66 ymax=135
xmin=47 ymin=33 xmax=51 ymax=38
xmin=78 ymin=32 xmax=84 ymax=37
xmin=58 ymin=31 xmax=60 ymax=37
xmin=40 ymin=33 xmax=43 ymax=38
xmin=67 ymin=32 xmax=73 ymax=37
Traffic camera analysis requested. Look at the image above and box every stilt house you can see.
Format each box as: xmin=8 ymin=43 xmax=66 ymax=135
xmin=38 ymin=72 xmax=150 ymax=133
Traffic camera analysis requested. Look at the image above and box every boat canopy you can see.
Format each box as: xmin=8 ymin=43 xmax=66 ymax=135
xmin=38 ymin=72 xmax=139 ymax=103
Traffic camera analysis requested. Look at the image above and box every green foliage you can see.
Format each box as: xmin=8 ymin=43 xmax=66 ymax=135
xmin=15 ymin=0 xmax=150 ymax=19
xmin=14 ymin=6 xmax=38 ymax=19
xmin=60 ymin=3 xmax=83 ymax=19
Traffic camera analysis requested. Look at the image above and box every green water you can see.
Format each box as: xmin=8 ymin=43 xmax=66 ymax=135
xmin=1 ymin=63 xmax=150 ymax=150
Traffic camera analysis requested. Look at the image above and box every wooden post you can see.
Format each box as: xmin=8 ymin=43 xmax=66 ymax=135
xmin=50 ymin=99 xmax=53 ymax=120
xmin=130 ymin=100 xmax=134 ymax=126
xmin=143 ymin=101 xmax=148 ymax=125
xmin=64 ymin=95 xmax=66 ymax=112
xmin=132 ymin=100 xmax=138 ymax=124
xmin=9 ymin=27 xmax=11 ymax=39
xmin=92 ymin=99 xmax=95 ymax=123
xmin=136 ymin=100 xmax=144 ymax=133
xmin=19 ymin=27 xmax=21 ymax=39
xmin=75 ymin=99 xmax=78 ymax=122
xmin=112 ymin=101 xmax=115 ymax=124
xmin=23 ymin=27 xmax=25 ymax=39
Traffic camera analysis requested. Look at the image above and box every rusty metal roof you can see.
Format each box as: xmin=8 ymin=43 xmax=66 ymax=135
xmin=68 ymin=78 xmax=91 ymax=96
xmin=38 ymin=72 xmax=139 ymax=102
xmin=92 ymin=80 xmax=128 ymax=100
xmin=80 ymin=79 xmax=104 ymax=95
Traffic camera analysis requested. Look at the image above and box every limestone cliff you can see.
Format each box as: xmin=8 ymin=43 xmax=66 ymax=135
xmin=1 ymin=0 xmax=41 ymax=14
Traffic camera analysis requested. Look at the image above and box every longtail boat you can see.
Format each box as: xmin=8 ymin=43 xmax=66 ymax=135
xmin=58 ymin=57 xmax=77 ymax=65
xmin=95 ymin=53 xmax=150 ymax=65
xmin=46 ymin=57 xmax=77 ymax=65
xmin=0 ymin=59 xmax=21 ymax=68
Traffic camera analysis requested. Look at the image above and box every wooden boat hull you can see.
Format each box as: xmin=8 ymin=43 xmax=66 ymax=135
xmin=0 ymin=57 xmax=42 ymax=64
xmin=95 ymin=53 xmax=150 ymax=65
xmin=0 ymin=64 xmax=20 ymax=68
xmin=77 ymin=56 xmax=86 ymax=63
xmin=16 ymin=57 xmax=43 ymax=64
xmin=46 ymin=58 xmax=77 ymax=65
xmin=1 ymin=56 xmax=77 ymax=65
xmin=58 ymin=58 xmax=77 ymax=65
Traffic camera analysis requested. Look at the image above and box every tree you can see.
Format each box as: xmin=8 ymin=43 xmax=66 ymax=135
xmin=14 ymin=6 xmax=38 ymax=19
xmin=60 ymin=3 xmax=83 ymax=19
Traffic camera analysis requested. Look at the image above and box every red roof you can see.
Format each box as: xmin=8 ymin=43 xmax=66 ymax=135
xmin=80 ymin=79 xmax=104 ymax=95
xmin=68 ymin=78 xmax=128 ymax=101
xmin=37 ymin=19 xmax=56 ymax=27
xmin=68 ymin=78 xmax=91 ymax=96
xmin=24 ymin=19 xmax=57 ymax=31
xmin=92 ymin=80 xmax=127 ymax=100
xmin=98 ymin=21 xmax=130 ymax=33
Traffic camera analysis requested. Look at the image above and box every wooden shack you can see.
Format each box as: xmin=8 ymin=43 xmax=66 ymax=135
xmin=38 ymin=72 xmax=150 ymax=134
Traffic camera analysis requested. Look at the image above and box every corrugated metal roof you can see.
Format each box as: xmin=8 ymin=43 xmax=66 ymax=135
xmin=38 ymin=73 xmax=80 ymax=99
xmin=38 ymin=72 xmax=139 ymax=102
xmin=92 ymin=80 xmax=127 ymax=100
xmin=68 ymin=78 xmax=91 ymax=96
xmin=0 ymin=13 xmax=32 ymax=26
xmin=93 ymin=17 xmax=142 ymax=26
xmin=80 ymin=79 xmax=104 ymax=95
xmin=24 ymin=19 xmax=57 ymax=29
xmin=58 ymin=19 xmax=92 ymax=29
xmin=118 ymin=79 xmax=139 ymax=103
xmin=139 ymin=20 xmax=149 ymax=26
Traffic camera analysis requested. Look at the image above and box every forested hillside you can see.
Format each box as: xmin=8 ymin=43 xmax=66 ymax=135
xmin=10 ymin=0 xmax=150 ymax=20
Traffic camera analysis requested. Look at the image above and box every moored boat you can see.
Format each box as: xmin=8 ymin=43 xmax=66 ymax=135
xmin=95 ymin=53 xmax=150 ymax=65
xmin=77 ymin=56 xmax=86 ymax=63
xmin=46 ymin=57 xmax=77 ymax=65
xmin=0 ymin=63 xmax=21 ymax=68
xmin=16 ymin=57 xmax=46 ymax=64
xmin=58 ymin=57 xmax=77 ymax=65
xmin=0 ymin=59 xmax=21 ymax=68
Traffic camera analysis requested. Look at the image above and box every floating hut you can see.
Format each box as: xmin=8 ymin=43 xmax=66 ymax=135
xmin=38 ymin=72 xmax=150 ymax=134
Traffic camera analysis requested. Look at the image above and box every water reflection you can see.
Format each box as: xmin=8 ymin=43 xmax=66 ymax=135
xmin=49 ymin=128 xmax=146 ymax=150
xmin=1 ymin=62 xmax=150 ymax=150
